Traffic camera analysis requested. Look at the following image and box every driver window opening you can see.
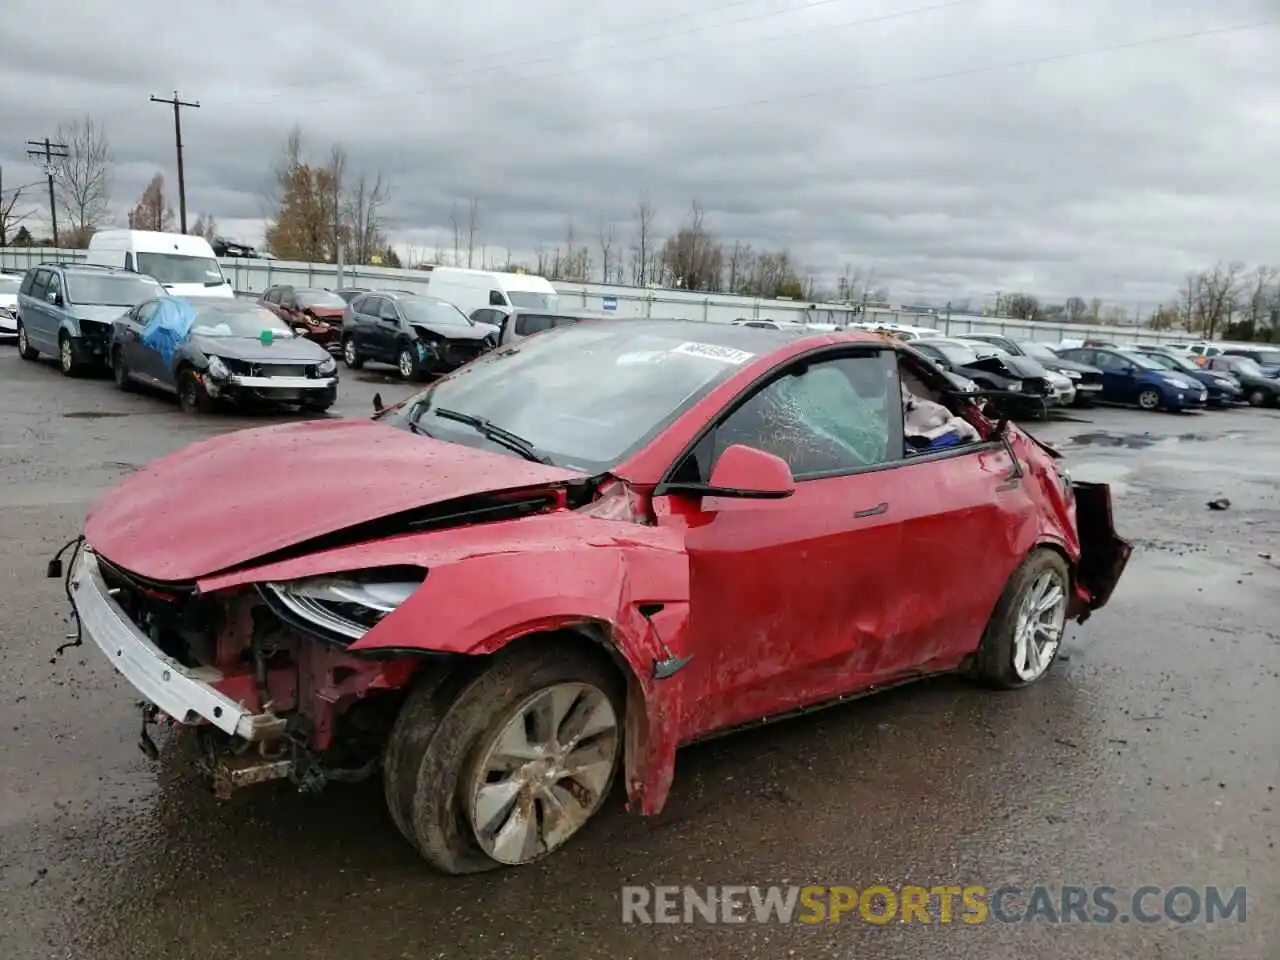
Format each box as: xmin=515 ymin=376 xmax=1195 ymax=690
xmin=898 ymin=357 xmax=982 ymax=455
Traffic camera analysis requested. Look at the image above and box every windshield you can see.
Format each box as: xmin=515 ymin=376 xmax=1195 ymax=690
xmin=1149 ymin=352 xmax=1198 ymax=373
xmin=296 ymin=289 xmax=346 ymax=309
xmin=0 ymin=277 xmax=20 ymax=295
xmin=929 ymin=342 xmax=981 ymax=365
xmin=187 ymin=302 xmax=295 ymax=337
xmin=1018 ymin=341 xmax=1057 ymax=360
xmin=1119 ymin=352 xmax=1163 ymax=371
xmin=66 ymin=274 xmax=164 ymax=306
xmin=402 ymin=298 xmax=473 ymax=326
xmin=507 ymin=291 xmax=559 ymax=310
xmin=387 ymin=322 xmax=764 ymax=471
xmin=1235 ymin=348 xmax=1280 ymax=365
xmin=1230 ymin=358 xmax=1263 ymax=377
xmin=135 ymin=253 xmax=225 ymax=286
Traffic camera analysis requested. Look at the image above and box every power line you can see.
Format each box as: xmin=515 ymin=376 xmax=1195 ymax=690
xmin=234 ymin=0 xmax=973 ymax=107
xmin=25 ymin=138 xmax=68 ymax=247
xmin=151 ymin=91 xmax=200 ymax=233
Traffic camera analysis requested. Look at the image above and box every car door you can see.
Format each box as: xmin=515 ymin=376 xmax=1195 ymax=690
xmin=353 ymin=296 xmax=382 ymax=360
xmin=41 ymin=272 xmax=67 ymax=346
xmin=22 ymin=270 xmax=54 ymax=349
xmin=376 ymin=299 xmax=403 ymax=359
xmin=127 ymin=300 xmax=169 ymax=384
xmin=655 ymin=347 xmax=908 ymax=737
xmin=1088 ymin=350 xmax=1139 ymax=402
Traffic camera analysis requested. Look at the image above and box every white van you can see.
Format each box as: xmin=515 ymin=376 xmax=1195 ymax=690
xmin=86 ymin=230 xmax=234 ymax=298
xmin=425 ymin=267 xmax=558 ymax=316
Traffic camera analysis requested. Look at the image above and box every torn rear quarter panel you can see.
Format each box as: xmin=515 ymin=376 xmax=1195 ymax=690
xmin=197 ymin=511 xmax=692 ymax=816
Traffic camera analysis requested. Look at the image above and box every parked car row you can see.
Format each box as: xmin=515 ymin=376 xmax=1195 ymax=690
xmin=12 ymin=261 xmax=339 ymax=414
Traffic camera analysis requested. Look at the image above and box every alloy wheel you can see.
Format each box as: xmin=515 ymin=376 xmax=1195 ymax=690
xmin=1137 ymin=389 xmax=1160 ymax=410
xmin=398 ymin=350 xmax=414 ymax=379
xmin=1249 ymin=389 xmax=1266 ymax=407
xmin=1011 ymin=570 xmax=1067 ymax=682
xmin=60 ymin=338 xmax=73 ymax=374
xmin=466 ymin=681 xmax=620 ymax=865
xmin=344 ymin=339 xmax=358 ymax=367
xmin=17 ymin=326 xmax=28 ymax=355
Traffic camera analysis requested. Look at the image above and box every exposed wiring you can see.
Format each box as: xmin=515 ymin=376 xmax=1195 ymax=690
xmin=49 ymin=535 xmax=85 ymax=660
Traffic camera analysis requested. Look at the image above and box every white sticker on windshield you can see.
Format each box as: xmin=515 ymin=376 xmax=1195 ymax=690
xmin=671 ymin=342 xmax=754 ymax=364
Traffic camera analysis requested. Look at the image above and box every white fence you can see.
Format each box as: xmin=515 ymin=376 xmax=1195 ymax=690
xmin=0 ymin=246 xmax=1182 ymax=346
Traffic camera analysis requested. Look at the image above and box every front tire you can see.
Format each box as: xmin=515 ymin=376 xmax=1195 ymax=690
xmin=383 ymin=640 xmax=624 ymax=874
xmin=397 ymin=344 xmax=421 ymax=381
xmin=112 ymin=347 xmax=134 ymax=392
xmin=1247 ymin=388 xmax=1271 ymax=407
xmin=177 ymin=368 xmax=214 ymax=414
xmin=17 ymin=322 xmax=38 ymax=361
xmin=342 ymin=336 xmax=363 ymax=370
xmin=1136 ymin=388 xmax=1162 ymax=411
xmin=58 ymin=334 xmax=85 ymax=377
xmin=973 ymin=549 xmax=1070 ymax=689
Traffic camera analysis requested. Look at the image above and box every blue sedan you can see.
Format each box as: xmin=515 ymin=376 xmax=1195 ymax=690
xmin=1127 ymin=346 xmax=1243 ymax=407
xmin=1057 ymin=347 xmax=1208 ymax=412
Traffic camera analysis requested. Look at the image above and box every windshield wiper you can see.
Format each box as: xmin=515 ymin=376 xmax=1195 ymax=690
xmin=431 ymin=407 xmax=551 ymax=464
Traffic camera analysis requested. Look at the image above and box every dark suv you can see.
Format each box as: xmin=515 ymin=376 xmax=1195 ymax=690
xmin=17 ymin=263 xmax=164 ymax=376
xmin=341 ymin=291 xmax=498 ymax=380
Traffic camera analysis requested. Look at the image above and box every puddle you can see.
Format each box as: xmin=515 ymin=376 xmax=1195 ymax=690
xmin=1066 ymin=459 xmax=1133 ymax=496
xmin=1063 ymin=430 xmax=1245 ymax=450
xmin=61 ymin=411 xmax=130 ymax=419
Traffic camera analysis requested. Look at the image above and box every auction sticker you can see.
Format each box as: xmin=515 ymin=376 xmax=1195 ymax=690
xmin=671 ymin=342 xmax=755 ymax=364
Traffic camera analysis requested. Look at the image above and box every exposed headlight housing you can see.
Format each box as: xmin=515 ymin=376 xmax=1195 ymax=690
xmin=1062 ymin=369 xmax=1082 ymax=380
xmin=1006 ymin=382 xmax=1022 ymax=392
xmin=262 ymin=571 xmax=425 ymax=642
xmin=207 ymin=356 xmax=230 ymax=379
xmin=317 ymin=356 xmax=337 ymax=375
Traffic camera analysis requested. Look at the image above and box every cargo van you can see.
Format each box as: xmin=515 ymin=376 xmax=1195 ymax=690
xmin=85 ymin=230 xmax=234 ymax=298
xmin=426 ymin=267 xmax=558 ymax=316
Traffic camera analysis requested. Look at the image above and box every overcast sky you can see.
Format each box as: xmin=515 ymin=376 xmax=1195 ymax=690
xmin=1 ymin=0 xmax=1276 ymax=305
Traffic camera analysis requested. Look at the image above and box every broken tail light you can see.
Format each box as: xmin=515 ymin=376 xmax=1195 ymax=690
xmin=575 ymin=479 xmax=653 ymax=525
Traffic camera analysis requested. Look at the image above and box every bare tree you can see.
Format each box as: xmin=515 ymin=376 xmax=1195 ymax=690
xmin=1087 ymin=297 xmax=1103 ymax=322
xmin=466 ymin=197 xmax=480 ymax=268
xmin=1193 ymin=261 xmax=1246 ymax=338
xmin=597 ymin=220 xmax=616 ymax=283
xmin=53 ymin=116 xmax=113 ymax=246
xmin=343 ymin=171 xmax=390 ymax=264
xmin=631 ymin=195 xmax=654 ymax=286
xmin=1245 ymin=265 xmax=1276 ymax=329
xmin=0 ymin=175 xmax=33 ymax=246
xmin=1063 ymin=296 xmax=1088 ymax=323
xmin=1004 ymin=293 xmax=1041 ymax=321
xmin=190 ymin=213 xmax=218 ymax=242
xmin=127 ymin=173 xmax=175 ymax=232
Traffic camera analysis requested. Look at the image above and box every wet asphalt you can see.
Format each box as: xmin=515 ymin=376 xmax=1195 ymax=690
xmin=0 ymin=345 xmax=1275 ymax=960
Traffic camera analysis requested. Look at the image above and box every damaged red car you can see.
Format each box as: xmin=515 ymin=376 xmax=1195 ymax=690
xmin=60 ymin=319 xmax=1130 ymax=873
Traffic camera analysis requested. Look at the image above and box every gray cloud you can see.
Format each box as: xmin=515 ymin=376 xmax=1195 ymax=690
xmin=1 ymin=0 xmax=1277 ymax=306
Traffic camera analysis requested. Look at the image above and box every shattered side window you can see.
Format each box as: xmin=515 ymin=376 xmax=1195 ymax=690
xmin=713 ymin=354 xmax=898 ymax=478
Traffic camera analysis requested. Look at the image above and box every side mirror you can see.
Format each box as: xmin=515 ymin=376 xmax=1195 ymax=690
xmin=45 ymin=288 xmax=59 ymax=305
xmin=660 ymin=444 xmax=796 ymax=500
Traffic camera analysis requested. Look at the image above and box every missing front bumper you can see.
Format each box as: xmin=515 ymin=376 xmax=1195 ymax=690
xmin=1072 ymin=480 xmax=1132 ymax=615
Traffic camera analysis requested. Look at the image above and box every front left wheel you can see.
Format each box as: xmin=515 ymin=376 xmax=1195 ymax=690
xmin=383 ymin=640 xmax=624 ymax=874
xmin=1136 ymin=387 xmax=1162 ymax=411
xmin=973 ymin=549 xmax=1070 ymax=689
xmin=178 ymin=368 xmax=214 ymax=414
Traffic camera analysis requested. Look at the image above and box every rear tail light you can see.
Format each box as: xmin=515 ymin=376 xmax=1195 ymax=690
xmin=575 ymin=479 xmax=652 ymax=525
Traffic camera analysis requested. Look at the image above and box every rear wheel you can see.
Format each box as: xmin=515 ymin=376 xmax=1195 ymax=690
xmin=177 ymin=368 xmax=214 ymax=414
xmin=973 ymin=549 xmax=1070 ymax=689
xmin=1136 ymin=388 xmax=1162 ymax=411
xmin=16 ymin=322 xmax=38 ymax=361
xmin=383 ymin=640 xmax=624 ymax=874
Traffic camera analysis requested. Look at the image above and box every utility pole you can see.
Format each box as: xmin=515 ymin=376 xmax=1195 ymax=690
xmin=25 ymin=138 xmax=68 ymax=247
xmin=150 ymin=90 xmax=200 ymax=233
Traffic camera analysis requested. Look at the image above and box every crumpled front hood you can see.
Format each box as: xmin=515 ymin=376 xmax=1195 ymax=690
xmin=84 ymin=418 xmax=584 ymax=582
xmin=190 ymin=333 xmax=331 ymax=363
xmin=76 ymin=305 xmax=130 ymax=324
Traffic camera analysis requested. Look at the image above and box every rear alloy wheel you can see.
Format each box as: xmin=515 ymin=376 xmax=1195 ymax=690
xmin=1247 ymin=388 xmax=1269 ymax=407
xmin=16 ymin=322 xmax=38 ymax=361
xmin=383 ymin=640 xmax=624 ymax=874
xmin=177 ymin=368 xmax=213 ymax=414
xmin=342 ymin=336 xmax=363 ymax=370
xmin=974 ymin=549 xmax=1070 ymax=689
xmin=397 ymin=345 xmax=419 ymax=381
xmin=1136 ymin=388 xmax=1162 ymax=411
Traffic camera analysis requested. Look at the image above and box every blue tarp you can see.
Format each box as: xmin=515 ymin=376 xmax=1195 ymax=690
xmin=140 ymin=298 xmax=198 ymax=367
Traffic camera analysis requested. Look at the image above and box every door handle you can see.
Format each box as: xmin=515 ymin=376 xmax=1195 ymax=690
xmin=854 ymin=502 xmax=889 ymax=519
